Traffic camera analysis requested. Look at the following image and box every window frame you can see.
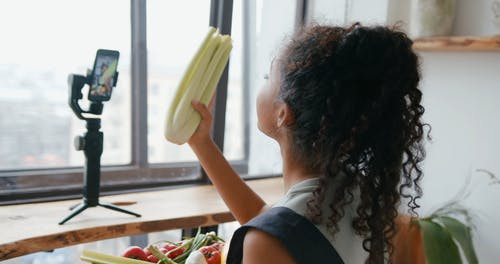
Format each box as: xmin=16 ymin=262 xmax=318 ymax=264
xmin=0 ymin=0 xmax=307 ymax=205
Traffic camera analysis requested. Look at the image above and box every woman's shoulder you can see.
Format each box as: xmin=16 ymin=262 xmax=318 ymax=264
xmin=242 ymin=226 xmax=296 ymax=263
xmin=227 ymin=206 xmax=345 ymax=264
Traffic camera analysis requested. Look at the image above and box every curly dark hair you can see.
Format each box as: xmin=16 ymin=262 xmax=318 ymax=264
xmin=277 ymin=23 xmax=429 ymax=263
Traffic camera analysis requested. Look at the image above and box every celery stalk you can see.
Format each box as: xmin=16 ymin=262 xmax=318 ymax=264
xmin=165 ymin=27 xmax=218 ymax=142
xmin=172 ymin=33 xmax=222 ymax=127
xmin=147 ymin=245 xmax=177 ymax=264
xmin=173 ymin=38 xmax=232 ymax=143
xmin=200 ymin=36 xmax=232 ymax=105
xmin=164 ymin=27 xmax=232 ymax=145
xmin=80 ymin=249 xmax=152 ymax=264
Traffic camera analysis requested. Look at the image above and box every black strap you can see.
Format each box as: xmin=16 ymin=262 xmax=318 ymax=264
xmin=226 ymin=206 xmax=344 ymax=264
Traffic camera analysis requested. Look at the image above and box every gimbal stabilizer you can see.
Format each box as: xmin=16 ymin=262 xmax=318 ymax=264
xmin=59 ymin=70 xmax=140 ymax=225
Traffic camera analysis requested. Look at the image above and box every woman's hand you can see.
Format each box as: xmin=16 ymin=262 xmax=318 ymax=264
xmin=188 ymin=99 xmax=213 ymax=146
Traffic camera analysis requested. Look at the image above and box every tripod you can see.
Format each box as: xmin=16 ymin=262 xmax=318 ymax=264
xmin=59 ymin=118 xmax=141 ymax=224
xmin=60 ymin=70 xmax=141 ymax=225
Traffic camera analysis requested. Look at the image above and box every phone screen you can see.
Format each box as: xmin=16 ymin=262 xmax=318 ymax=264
xmin=88 ymin=49 xmax=119 ymax=101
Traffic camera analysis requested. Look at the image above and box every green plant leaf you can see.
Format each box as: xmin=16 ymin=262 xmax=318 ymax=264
xmin=437 ymin=216 xmax=479 ymax=264
xmin=418 ymin=219 xmax=462 ymax=264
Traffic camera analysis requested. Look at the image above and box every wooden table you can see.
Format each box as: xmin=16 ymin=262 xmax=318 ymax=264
xmin=0 ymin=177 xmax=283 ymax=261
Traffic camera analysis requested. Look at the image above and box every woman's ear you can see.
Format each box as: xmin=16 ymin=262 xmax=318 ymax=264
xmin=277 ymin=103 xmax=294 ymax=128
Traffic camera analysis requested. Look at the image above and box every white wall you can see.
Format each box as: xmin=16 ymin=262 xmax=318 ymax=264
xmin=312 ymin=0 xmax=500 ymax=262
xmin=417 ymin=1 xmax=500 ymax=262
xmin=419 ymin=50 xmax=500 ymax=264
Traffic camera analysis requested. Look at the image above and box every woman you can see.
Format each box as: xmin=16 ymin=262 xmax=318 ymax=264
xmin=187 ymin=23 xmax=428 ymax=263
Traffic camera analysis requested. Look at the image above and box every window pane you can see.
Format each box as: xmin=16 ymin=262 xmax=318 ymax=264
xmin=223 ymin=0 xmax=245 ymax=160
xmin=310 ymin=0 xmax=346 ymax=25
xmin=0 ymin=0 xmax=131 ymax=170
xmin=240 ymin=0 xmax=296 ymax=176
xmin=147 ymin=0 xmax=210 ymax=163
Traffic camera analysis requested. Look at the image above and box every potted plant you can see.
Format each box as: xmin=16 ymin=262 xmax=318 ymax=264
xmin=392 ymin=169 xmax=498 ymax=264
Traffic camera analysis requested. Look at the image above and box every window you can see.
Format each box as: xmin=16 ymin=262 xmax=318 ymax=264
xmin=0 ymin=0 xmax=302 ymax=204
xmin=235 ymin=0 xmax=296 ymax=176
xmin=0 ymin=0 xmax=131 ymax=170
xmin=147 ymin=0 xmax=211 ymax=163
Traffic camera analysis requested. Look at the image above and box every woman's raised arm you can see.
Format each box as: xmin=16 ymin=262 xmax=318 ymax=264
xmin=188 ymin=100 xmax=269 ymax=224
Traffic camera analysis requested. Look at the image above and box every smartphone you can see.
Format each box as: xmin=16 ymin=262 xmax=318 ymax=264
xmin=88 ymin=49 xmax=119 ymax=102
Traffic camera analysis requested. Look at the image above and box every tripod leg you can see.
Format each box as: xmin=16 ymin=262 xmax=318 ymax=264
xmin=99 ymin=202 xmax=141 ymax=217
xmin=69 ymin=203 xmax=81 ymax=210
xmin=59 ymin=203 xmax=89 ymax=225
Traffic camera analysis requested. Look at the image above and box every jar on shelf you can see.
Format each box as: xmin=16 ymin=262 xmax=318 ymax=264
xmin=409 ymin=0 xmax=457 ymax=38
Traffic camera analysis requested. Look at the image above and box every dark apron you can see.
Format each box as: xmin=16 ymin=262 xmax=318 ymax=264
xmin=226 ymin=206 xmax=344 ymax=264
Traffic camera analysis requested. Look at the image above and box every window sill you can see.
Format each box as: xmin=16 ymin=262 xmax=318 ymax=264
xmin=0 ymin=177 xmax=283 ymax=261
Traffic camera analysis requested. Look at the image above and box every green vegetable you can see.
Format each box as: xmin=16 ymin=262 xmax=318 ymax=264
xmin=147 ymin=245 xmax=177 ymax=264
xmin=165 ymin=27 xmax=233 ymax=145
xmin=81 ymin=228 xmax=225 ymax=264
xmin=81 ymin=249 xmax=152 ymax=264
xmin=171 ymin=228 xmax=224 ymax=264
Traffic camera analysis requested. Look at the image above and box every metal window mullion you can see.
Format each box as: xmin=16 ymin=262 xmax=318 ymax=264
xmin=242 ymin=0 xmax=252 ymax=162
xmin=131 ymin=0 xmax=148 ymax=168
xmin=129 ymin=1 xmax=149 ymax=246
xmin=200 ymin=0 xmax=234 ymax=183
xmin=295 ymin=0 xmax=309 ymax=31
xmin=209 ymin=0 xmax=219 ymax=27
xmin=210 ymin=0 xmax=233 ymax=152
xmin=184 ymin=0 xmax=235 ymax=237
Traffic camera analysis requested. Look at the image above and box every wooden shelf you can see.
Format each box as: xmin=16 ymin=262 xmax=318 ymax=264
xmin=413 ymin=36 xmax=500 ymax=51
xmin=0 ymin=177 xmax=284 ymax=261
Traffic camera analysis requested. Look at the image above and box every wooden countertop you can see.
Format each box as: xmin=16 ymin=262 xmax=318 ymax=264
xmin=0 ymin=177 xmax=284 ymax=261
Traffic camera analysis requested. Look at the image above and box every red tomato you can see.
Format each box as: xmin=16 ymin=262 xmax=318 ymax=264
xmin=147 ymin=254 xmax=159 ymax=263
xmin=121 ymin=246 xmax=148 ymax=261
xmin=143 ymin=247 xmax=152 ymax=256
xmin=170 ymin=247 xmax=186 ymax=259
xmin=143 ymin=245 xmax=161 ymax=262
xmin=210 ymin=242 xmax=224 ymax=251
xmin=162 ymin=243 xmax=185 ymax=259
xmin=199 ymin=246 xmax=221 ymax=264
xmin=162 ymin=244 xmax=176 ymax=252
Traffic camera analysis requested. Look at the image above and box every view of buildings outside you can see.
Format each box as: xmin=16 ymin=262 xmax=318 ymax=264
xmin=0 ymin=0 xmax=292 ymax=173
xmin=0 ymin=0 xmax=245 ymax=170
xmin=0 ymin=65 xmax=72 ymax=169
xmin=0 ymin=0 xmax=131 ymax=170
xmin=147 ymin=0 xmax=244 ymax=163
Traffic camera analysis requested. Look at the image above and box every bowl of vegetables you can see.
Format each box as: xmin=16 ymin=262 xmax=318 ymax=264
xmin=81 ymin=229 xmax=227 ymax=264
